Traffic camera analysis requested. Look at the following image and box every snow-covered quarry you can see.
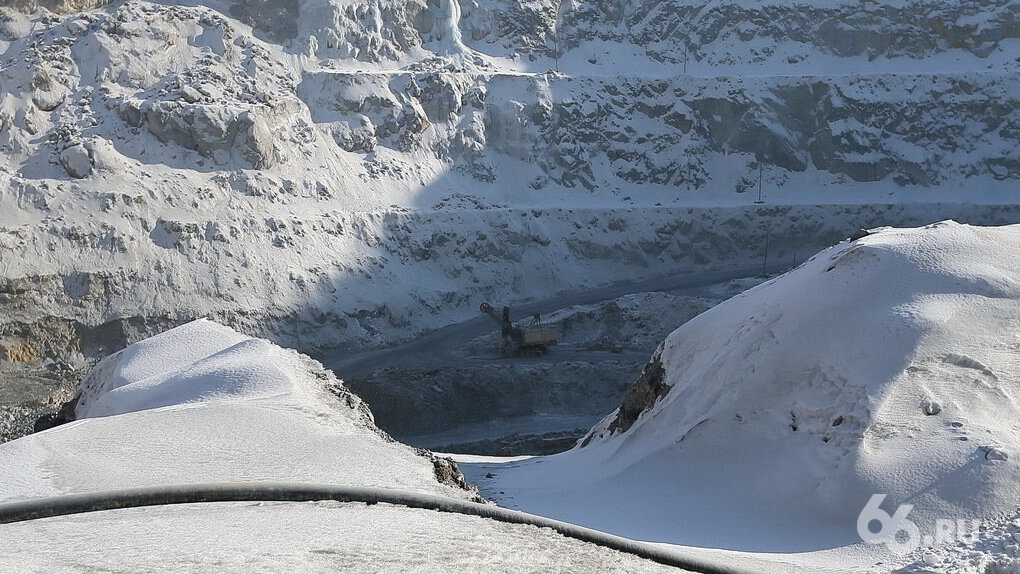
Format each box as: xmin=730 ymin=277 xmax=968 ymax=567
xmin=0 ymin=0 xmax=1017 ymax=369
xmin=0 ymin=0 xmax=1019 ymax=572
xmin=3 ymin=221 xmax=1020 ymax=572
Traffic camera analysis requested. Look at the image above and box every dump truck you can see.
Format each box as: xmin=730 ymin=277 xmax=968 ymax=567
xmin=480 ymin=302 xmax=559 ymax=356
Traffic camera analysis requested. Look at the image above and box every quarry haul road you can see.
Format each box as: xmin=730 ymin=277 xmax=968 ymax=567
xmin=327 ymin=263 xmax=789 ymax=380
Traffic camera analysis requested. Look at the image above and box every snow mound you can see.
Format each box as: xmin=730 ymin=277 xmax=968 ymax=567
xmin=76 ymin=319 xmax=313 ymax=417
xmin=0 ymin=318 xmax=477 ymax=503
xmin=485 ymin=222 xmax=1020 ymax=554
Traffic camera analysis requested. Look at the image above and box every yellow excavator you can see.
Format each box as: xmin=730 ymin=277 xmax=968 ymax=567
xmin=479 ymin=302 xmax=559 ymax=356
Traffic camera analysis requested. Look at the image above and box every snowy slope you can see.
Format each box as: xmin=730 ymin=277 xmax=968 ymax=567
xmin=0 ymin=0 xmax=1017 ymax=368
xmin=0 ymin=319 xmax=474 ymax=501
xmin=467 ymin=221 xmax=1020 ymax=570
xmin=0 ymin=318 xmax=696 ymax=573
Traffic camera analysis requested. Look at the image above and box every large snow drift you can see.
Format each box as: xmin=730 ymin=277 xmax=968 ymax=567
xmin=477 ymin=221 xmax=1020 ymax=556
xmin=76 ymin=318 xmax=311 ymax=418
xmin=0 ymin=319 xmax=473 ymax=502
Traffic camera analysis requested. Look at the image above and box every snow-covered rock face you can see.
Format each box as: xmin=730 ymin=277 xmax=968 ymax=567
xmin=556 ymin=0 xmax=1017 ymax=64
xmin=0 ymin=0 xmax=1016 ymax=366
xmin=579 ymin=221 xmax=1020 ymax=538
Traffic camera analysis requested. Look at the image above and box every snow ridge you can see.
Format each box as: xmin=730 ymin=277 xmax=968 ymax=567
xmin=491 ymin=221 xmax=1020 ymax=562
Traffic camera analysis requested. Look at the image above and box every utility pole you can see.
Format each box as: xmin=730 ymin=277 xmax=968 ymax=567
xmin=754 ymin=161 xmax=764 ymax=204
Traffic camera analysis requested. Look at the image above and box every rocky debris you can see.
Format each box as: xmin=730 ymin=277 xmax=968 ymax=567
xmin=921 ymin=398 xmax=942 ymax=416
xmin=27 ymin=2 xmax=317 ymax=171
xmin=31 ymin=70 xmax=70 ymax=112
xmin=439 ymin=429 xmax=588 ymax=456
xmin=605 ymin=346 xmax=669 ymax=436
xmin=577 ymin=345 xmax=670 ymax=448
xmin=296 ymin=68 xmax=1019 ymax=188
xmin=144 ymin=101 xmax=282 ymax=169
xmin=300 ymin=354 xmax=384 ymax=438
xmin=296 ymin=0 xmax=429 ymax=61
xmin=0 ymin=341 xmax=39 ymax=363
xmin=419 ymin=449 xmax=481 ymax=498
xmin=0 ymin=361 xmax=84 ymax=443
xmin=7 ymin=1 xmax=114 ymax=14
xmin=987 ymin=447 xmax=1010 ymax=462
xmin=556 ymin=0 xmax=1017 ymax=66
xmin=0 ymin=315 xmax=84 ymax=362
xmin=58 ymin=142 xmax=92 ymax=177
xmin=31 ymin=391 xmax=77 ymax=433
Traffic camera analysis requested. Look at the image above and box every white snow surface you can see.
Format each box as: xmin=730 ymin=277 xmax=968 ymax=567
xmin=1 ymin=503 xmax=688 ymax=574
xmin=465 ymin=221 xmax=1020 ymax=572
xmin=0 ymin=318 xmax=694 ymax=573
xmin=76 ymin=318 xmax=294 ymax=417
xmin=0 ymin=319 xmax=473 ymax=502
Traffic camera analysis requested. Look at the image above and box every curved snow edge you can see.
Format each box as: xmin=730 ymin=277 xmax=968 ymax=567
xmin=0 ymin=482 xmax=748 ymax=574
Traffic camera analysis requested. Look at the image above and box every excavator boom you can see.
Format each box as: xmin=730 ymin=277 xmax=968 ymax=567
xmin=479 ymin=302 xmax=558 ymax=356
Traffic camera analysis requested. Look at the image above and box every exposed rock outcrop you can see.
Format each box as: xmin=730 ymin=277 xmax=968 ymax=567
xmin=0 ymin=361 xmax=83 ymax=443
xmin=606 ymin=346 xmax=668 ymax=435
xmin=59 ymin=143 xmax=92 ymax=177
